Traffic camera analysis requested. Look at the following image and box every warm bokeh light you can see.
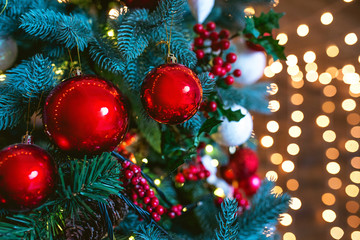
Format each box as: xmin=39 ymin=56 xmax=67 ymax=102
xmin=291 ymin=71 xmax=303 ymax=82
xmin=282 ymin=160 xmax=295 ymax=173
xmin=321 ymin=12 xmax=333 ymax=25
xmin=267 ymin=120 xmax=280 ymax=133
xmin=270 ymin=61 xmax=283 ymax=74
xmin=352 ymin=231 xmax=360 ymax=240
xmin=297 ymin=24 xmax=309 ymax=37
xmin=303 ymin=51 xmax=316 ymax=63
xmin=305 ymin=62 xmax=318 ymax=72
xmin=244 ymin=7 xmax=255 ymax=16
xmin=276 ymin=33 xmax=288 ymax=45
xmin=283 ymin=232 xmax=296 ymax=240
xmin=347 ymin=215 xmax=360 ymax=228
xmin=344 ymin=0 xmax=354 ymax=2
xmin=261 ymin=136 xmax=274 ymax=148
xmin=345 ymin=140 xmax=359 ymax=152
xmin=289 ymin=126 xmax=302 ymax=138
xmin=205 ymin=145 xmax=214 ymax=153
xmin=326 ymin=67 xmax=339 ymax=78
xmin=351 ymin=126 xmax=360 ymax=138
xmin=290 ymin=93 xmax=304 ymax=105
xmin=323 ymin=130 xmax=336 ymax=142
xmin=272 ymin=186 xmax=283 ymax=194
xmin=279 ymin=213 xmax=293 ymax=226
xmin=326 ymin=45 xmax=339 ymax=57
xmin=328 ymin=177 xmax=342 ymax=190
xmin=322 ymin=193 xmax=336 ymax=206
xmin=325 ymin=148 xmax=339 ymax=160
xmin=316 ymin=115 xmax=330 ymax=128
xmin=287 ymin=65 xmax=300 ymax=76
xmin=322 ymin=101 xmax=335 ymax=113
xmin=345 ymin=33 xmax=358 ymax=45
xmin=345 ymin=184 xmax=359 ymax=197
xmin=323 ymin=85 xmax=337 ymax=97
xmin=342 ymin=64 xmax=355 ymax=74
xmin=319 ymin=72 xmax=332 ymax=84
xmin=269 ymin=100 xmax=281 ymax=112
xmin=351 ymin=157 xmax=360 ymax=169
xmin=326 ymin=162 xmax=340 ymax=174
xmin=350 ymin=82 xmax=360 ymax=94
xmin=287 ymin=143 xmax=300 ymax=155
xmin=350 ymin=171 xmax=360 ymax=184
xmin=342 ymin=99 xmax=356 ymax=111
xmin=291 ymin=110 xmax=304 ymax=122
xmin=322 ymin=209 xmax=336 ymax=223
xmin=347 ymin=113 xmax=360 ymax=125
xmin=291 ymin=79 xmax=305 ymax=89
xmin=306 ymin=71 xmax=318 ymax=82
xmin=264 ymin=66 xmax=275 ymax=78
xmin=290 ymin=197 xmax=302 ymax=210
xmin=346 ymin=201 xmax=360 ymax=213
xmin=287 ymin=179 xmax=299 ymax=191
xmin=270 ymin=153 xmax=283 ymax=165
xmin=330 ymin=227 xmax=344 ymax=239
xmin=266 ymin=171 xmax=278 ymax=181
xmin=268 ymin=83 xmax=279 ymax=95
xmin=343 ymin=73 xmax=360 ymax=84
xmin=286 ymin=54 xmax=298 ymax=66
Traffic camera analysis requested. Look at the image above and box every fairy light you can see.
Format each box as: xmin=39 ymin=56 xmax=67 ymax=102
xmin=270 ymin=153 xmax=283 ymax=165
xmin=321 ymin=12 xmax=333 ymax=25
xmin=297 ymin=24 xmax=309 ymax=37
xmin=305 ymin=62 xmax=318 ymax=72
xmin=325 ymin=148 xmax=339 ymax=160
xmin=264 ymin=66 xmax=276 ymax=78
xmin=267 ymin=120 xmax=280 ymax=133
xmin=287 ymin=179 xmax=299 ymax=191
xmin=107 ymin=29 xmax=115 ymax=37
xmin=345 ymin=140 xmax=359 ymax=152
xmin=330 ymin=227 xmax=344 ymax=240
xmin=342 ymin=99 xmax=356 ymax=111
xmin=326 ymin=67 xmax=339 ymax=78
xmin=350 ymin=171 xmax=360 ymax=184
xmin=211 ymin=159 xmax=219 ymax=167
xmin=326 ymin=45 xmax=339 ymax=57
xmin=205 ymin=145 xmax=214 ymax=153
xmin=269 ymin=100 xmax=280 ymax=112
xmin=316 ymin=115 xmax=330 ymax=128
xmin=343 ymin=73 xmax=359 ymax=84
xmin=260 ymin=136 xmax=274 ymax=148
xmin=322 ymin=193 xmax=336 ymax=206
xmin=272 ymin=186 xmax=283 ymax=194
xmin=276 ymin=33 xmax=288 ymax=45
xmin=142 ymin=158 xmax=148 ymax=164
xmin=289 ymin=126 xmax=302 ymax=138
xmin=290 ymin=197 xmax=302 ymax=210
xmin=347 ymin=113 xmax=360 ymax=125
xmin=290 ymin=93 xmax=304 ymax=105
xmin=328 ymin=177 xmax=342 ymax=190
xmin=282 ymin=160 xmax=295 ymax=173
xmin=283 ymin=232 xmax=296 ymax=240
xmin=270 ymin=61 xmax=283 ymax=74
xmin=323 ymin=85 xmax=337 ymax=97
xmin=244 ymin=7 xmax=255 ymax=16
xmin=286 ymin=54 xmax=298 ymax=66
xmin=306 ymin=71 xmax=318 ymax=82
xmin=351 ymin=157 xmax=360 ymax=169
xmin=345 ymin=185 xmax=359 ymax=197
xmin=291 ymin=71 xmax=303 ymax=82
xmin=345 ymin=33 xmax=358 ymax=45
xmin=279 ymin=213 xmax=293 ymax=226
xmin=303 ymin=51 xmax=316 ymax=63
xmin=291 ymin=110 xmax=304 ymax=122
xmin=346 ymin=201 xmax=360 ymax=213
xmin=322 ymin=210 xmax=336 ymax=223
xmin=214 ymin=188 xmax=225 ymax=198
xmin=266 ymin=171 xmax=278 ymax=181
xmin=287 ymin=143 xmax=300 ymax=155
xmin=326 ymin=162 xmax=341 ymax=174
xmin=350 ymin=126 xmax=360 ymax=138
xmin=319 ymin=72 xmax=332 ymax=84
xmin=154 ymin=179 xmax=161 ymax=185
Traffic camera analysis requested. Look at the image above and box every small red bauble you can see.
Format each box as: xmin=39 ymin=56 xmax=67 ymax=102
xmin=0 ymin=144 xmax=57 ymax=211
xmin=241 ymin=174 xmax=261 ymax=196
xmin=140 ymin=63 xmax=203 ymax=124
xmin=43 ymin=75 xmax=129 ymax=156
xmin=123 ymin=0 xmax=160 ymax=10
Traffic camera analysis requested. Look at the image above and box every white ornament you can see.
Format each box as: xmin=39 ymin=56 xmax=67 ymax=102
xmin=231 ymin=37 xmax=266 ymax=85
xmin=188 ymin=0 xmax=214 ymax=24
xmin=211 ymin=105 xmax=253 ymax=147
xmin=0 ymin=37 xmax=18 ymax=71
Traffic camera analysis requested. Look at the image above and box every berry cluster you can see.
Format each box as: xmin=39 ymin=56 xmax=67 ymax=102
xmin=200 ymin=100 xmax=217 ymax=113
xmin=120 ymin=161 xmax=182 ymax=221
xmin=214 ymin=188 xmax=249 ymax=212
xmin=175 ymin=162 xmax=210 ymax=184
xmin=192 ymin=22 xmax=242 ymax=86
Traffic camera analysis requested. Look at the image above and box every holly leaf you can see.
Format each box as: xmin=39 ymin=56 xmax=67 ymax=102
xmin=243 ymin=17 xmax=260 ymax=38
xmin=254 ymin=9 xmax=285 ymax=35
xmin=198 ymin=117 xmax=223 ymax=136
xmin=251 ymin=36 xmax=286 ymax=61
xmin=218 ymin=106 xmax=245 ymax=122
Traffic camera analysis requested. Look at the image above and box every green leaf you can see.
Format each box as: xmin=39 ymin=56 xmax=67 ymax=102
xmin=252 ymin=36 xmax=286 ymax=61
xmin=198 ymin=117 xmax=223 ymax=136
xmin=218 ymin=106 xmax=245 ymax=122
xmin=253 ymin=9 xmax=285 ymax=35
xmin=243 ymin=17 xmax=260 ymax=38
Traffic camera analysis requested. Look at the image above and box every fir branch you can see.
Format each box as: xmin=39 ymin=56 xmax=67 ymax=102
xmin=0 ymin=214 xmax=37 ymax=239
xmin=20 ymin=9 xmax=93 ymax=50
xmin=0 ymin=15 xmax=17 ymax=36
xmin=215 ymin=198 xmax=240 ymax=240
xmin=218 ymin=83 xmax=271 ymax=114
xmin=198 ymin=72 xmax=216 ymax=96
xmin=134 ymin=224 xmax=167 ymax=240
xmin=0 ymin=90 xmax=26 ymax=130
xmin=180 ymin=112 xmax=203 ymax=135
xmin=122 ymin=60 xmax=140 ymax=92
xmin=238 ymin=180 xmax=291 ymax=239
xmin=149 ymin=0 xmax=185 ymax=27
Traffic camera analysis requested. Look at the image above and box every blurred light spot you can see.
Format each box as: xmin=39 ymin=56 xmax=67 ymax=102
xmin=290 ymin=93 xmax=304 ymax=105
xmin=261 ymin=136 xmax=274 ymax=148
xmin=142 ymin=158 xmax=148 ymax=164
xmin=305 ymin=62 xmax=318 ymax=72
xmin=304 ymin=51 xmax=316 ymax=63
xmin=326 ymin=45 xmax=339 ymax=57
xmin=330 ymin=227 xmax=344 ymax=240
xmin=316 ymin=115 xmax=330 ymax=128
xmin=291 ymin=79 xmax=305 ymax=89
xmin=350 ymin=83 xmax=360 ymax=94
xmin=268 ymin=83 xmax=279 ymax=95
xmin=326 ymin=67 xmax=339 ymax=78
xmin=267 ymin=120 xmax=279 ymax=133
xmin=344 ymin=0 xmax=353 ymax=2
xmin=323 ymin=130 xmax=336 ymax=142
xmin=214 ymin=188 xmax=225 ymax=198
xmin=326 ymin=162 xmax=340 ymax=174
xmin=345 ymin=33 xmax=358 ymax=45
xmin=322 ymin=209 xmax=336 ymax=222
xmin=286 ymin=54 xmax=298 ymax=66
xmin=266 ymin=171 xmax=278 ymax=181
xmin=269 ymin=100 xmax=280 ymax=112
xmin=351 ymin=126 xmax=360 ymax=138
xmin=351 ymin=157 xmax=360 ymax=169
xmin=287 ymin=65 xmax=300 ymax=76
xmin=270 ymin=153 xmax=283 ymax=165
xmin=264 ymin=66 xmax=275 ymax=78
xmin=306 ymin=71 xmax=318 ymax=82
xmin=283 ymin=232 xmax=296 ymax=240
xmin=282 ymin=160 xmax=295 ymax=173
xmin=322 ymin=101 xmax=335 ymax=113
xmin=346 ymin=201 xmax=360 ymax=213
xmin=272 ymin=186 xmax=283 ymax=194
xmin=270 ymin=61 xmax=283 ymax=74
xmin=348 ymin=215 xmax=360 ymax=228
xmin=290 ymin=197 xmax=302 ymax=210
xmin=291 ymin=111 xmax=304 ymax=123
xmin=345 ymin=140 xmax=359 ymax=152
xmin=342 ymin=99 xmax=356 ymax=111
xmin=321 ymin=12 xmax=333 ymax=25
xmin=109 ymin=8 xmax=120 ymax=19
xmin=322 ymin=193 xmax=336 ymax=206
xmin=244 ymin=7 xmax=255 ymax=16
xmin=326 ymin=148 xmax=339 ymax=160
xmin=287 ymin=143 xmax=300 ymax=155
xmin=345 ymin=184 xmax=359 ymax=197
xmin=279 ymin=213 xmax=292 ymax=226
xmin=343 ymin=73 xmax=359 ymax=84
xmin=328 ymin=177 xmax=342 ymax=190
xmin=291 ymin=71 xmax=304 ymax=82
xmin=211 ymin=159 xmax=219 ymax=167
xmin=319 ymin=72 xmax=332 ymax=84
xmin=347 ymin=113 xmax=360 ymax=125
xmin=352 ymin=231 xmax=360 ymax=240
xmin=107 ymin=29 xmax=115 ymax=37
xmin=287 ymin=179 xmax=299 ymax=191
xmin=350 ymin=171 xmax=360 ymax=183
xmin=323 ymin=85 xmax=337 ymax=97
xmin=154 ymin=179 xmax=161 ymax=185
xmin=229 ymin=146 xmax=236 ymax=154
xmin=205 ymin=145 xmax=213 ymax=153
xmin=297 ymin=24 xmax=309 ymax=37
xmin=276 ymin=33 xmax=288 ymax=45
xmin=0 ymin=74 xmax=6 ymax=82
xmin=289 ymin=126 xmax=302 ymax=138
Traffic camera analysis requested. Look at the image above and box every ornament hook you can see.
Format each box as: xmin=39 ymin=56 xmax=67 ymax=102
xmin=22 ymin=131 xmax=33 ymax=144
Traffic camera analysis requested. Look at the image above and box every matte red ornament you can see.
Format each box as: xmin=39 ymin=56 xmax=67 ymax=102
xmin=0 ymin=144 xmax=57 ymax=211
xmin=140 ymin=63 xmax=203 ymax=124
xmin=43 ymin=75 xmax=129 ymax=156
xmin=123 ymin=0 xmax=160 ymax=10
xmin=221 ymin=148 xmax=259 ymax=183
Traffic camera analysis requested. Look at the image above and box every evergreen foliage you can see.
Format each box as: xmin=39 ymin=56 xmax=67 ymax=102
xmin=215 ymin=198 xmax=240 ymax=240
xmin=134 ymin=224 xmax=167 ymax=240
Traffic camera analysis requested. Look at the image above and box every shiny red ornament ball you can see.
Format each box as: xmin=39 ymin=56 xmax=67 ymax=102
xmin=0 ymin=144 xmax=57 ymax=211
xmin=241 ymin=174 xmax=261 ymax=196
xmin=221 ymin=148 xmax=259 ymax=183
xmin=140 ymin=63 xmax=203 ymax=124
xmin=43 ymin=75 xmax=129 ymax=156
xmin=123 ymin=0 xmax=160 ymax=10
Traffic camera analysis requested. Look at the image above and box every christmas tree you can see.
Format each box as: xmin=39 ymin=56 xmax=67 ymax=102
xmin=0 ymin=0 xmax=290 ymax=239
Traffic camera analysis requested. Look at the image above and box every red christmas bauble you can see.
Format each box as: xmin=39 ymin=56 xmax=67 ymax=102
xmin=0 ymin=144 xmax=57 ymax=211
xmin=43 ymin=75 xmax=129 ymax=156
xmin=221 ymin=148 xmax=259 ymax=183
xmin=240 ymin=174 xmax=261 ymax=196
xmin=124 ymin=0 xmax=160 ymax=10
xmin=140 ymin=63 xmax=203 ymax=124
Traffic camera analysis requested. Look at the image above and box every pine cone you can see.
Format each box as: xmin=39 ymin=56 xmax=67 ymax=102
xmin=64 ymin=195 xmax=128 ymax=240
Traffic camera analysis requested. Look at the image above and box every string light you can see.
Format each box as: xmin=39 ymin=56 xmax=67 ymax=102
xmin=320 ymin=12 xmax=333 ymax=25
xmin=328 ymin=177 xmax=342 ymax=190
xmin=323 ymin=85 xmax=337 ymax=97
xmin=316 ymin=115 xmax=330 ymax=128
xmin=282 ymin=160 xmax=295 ymax=173
xmin=279 ymin=213 xmax=293 ymax=226
xmin=326 ymin=162 xmax=341 ymax=174
xmin=291 ymin=110 xmax=304 ymax=122
xmin=305 ymin=62 xmax=318 ymax=72
xmin=297 ymin=24 xmax=309 ymax=37
xmin=261 ymin=136 xmax=274 ymax=148
xmin=286 ymin=54 xmax=298 ymax=66
xmin=330 ymin=227 xmax=344 ymax=240
xmin=322 ymin=193 xmax=336 ymax=206
xmin=345 ymin=140 xmax=359 ymax=152
xmin=269 ymin=100 xmax=281 ymax=112
xmin=345 ymin=33 xmax=358 ymax=45
xmin=267 ymin=121 xmax=280 ymax=133
xmin=289 ymin=126 xmax=302 ymax=138
xmin=306 ymin=71 xmax=318 ymax=82
xmin=347 ymin=113 xmax=360 ymax=125
xmin=346 ymin=201 xmax=359 ymax=213
xmin=303 ymin=51 xmax=316 ymax=63
xmin=345 ymin=185 xmax=359 ymax=197
xmin=290 ymin=197 xmax=302 ymax=210
xmin=290 ymin=93 xmax=304 ymax=105
xmin=322 ymin=101 xmax=335 ymax=113
xmin=326 ymin=45 xmax=339 ymax=57
xmin=266 ymin=171 xmax=278 ymax=181
xmin=283 ymin=232 xmax=296 ymax=240
xmin=270 ymin=153 xmax=283 ymax=165
xmin=325 ymin=148 xmax=339 ymax=160
xmin=319 ymin=72 xmax=332 ymax=84
xmin=326 ymin=67 xmax=339 ymax=78
xmin=350 ymin=126 xmax=360 ymax=138
xmin=287 ymin=179 xmax=299 ymax=191
xmin=342 ymin=99 xmax=356 ymax=111
xmin=276 ymin=33 xmax=288 ymax=45
xmin=351 ymin=157 xmax=360 ymax=169
xmin=350 ymin=171 xmax=360 ymax=184
xmin=322 ymin=209 xmax=336 ymax=223
xmin=287 ymin=143 xmax=300 ymax=155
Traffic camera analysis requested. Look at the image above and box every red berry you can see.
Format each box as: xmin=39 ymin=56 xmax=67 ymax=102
xmin=263 ymin=32 xmax=271 ymax=37
xmin=210 ymin=32 xmax=219 ymax=41
xmin=223 ymin=63 xmax=232 ymax=72
xmin=150 ymin=198 xmax=159 ymax=208
xmin=146 ymin=189 xmax=155 ymax=198
xmin=154 ymin=216 xmax=161 ymax=222
xmin=143 ymin=197 xmax=151 ymax=204
xmin=206 ymin=22 xmax=216 ymax=31
xmin=122 ymin=161 xmax=131 ymax=169
xmin=125 ymin=170 xmax=134 ymax=179
xmin=139 ymin=177 xmax=147 ymax=185
xmin=224 ymin=76 xmax=234 ymax=85
xmin=208 ymin=101 xmax=217 ymax=112
xmin=193 ymin=24 xmax=204 ymax=34
xmin=209 ymin=72 xmax=215 ymax=79
xmin=189 ymin=165 xmax=198 ymax=174
xmin=220 ymin=39 xmax=230 ymax=50
xmin=226 ymin=53 xmax=237 ymax=63
xmin=195 ymin=49 xmax=205 ymax=59
xmin=137 ymin=189 xmax=145 ymax=198
xmin=186 ymin=172 xmax=194 ymax=180
xmin=200 ymin=30 xmax=210 ymax=39
xmin=175 ymin=173 xmax=185 ymax=183
xmin=211 ymin=65 xmax=222 ymax=76
xmin=138 ymin=203 xmax=143 ymax=208
xmin=211 ymin=42 xmax=220 ymax=51
xmin=233 ymin=69 xmax=242 ymax=77
xmin=214 ymin=196 xmax=224 ymax=206
xmin=134 ymin=201 xmax=139 ymax=205
xmin=219 ymin=68 xmax=227 ymax=77
xmin=151 ymin=212 xmax=159 ymax=219
xmin=168 ymin=212 xmax=176 ymax=219
xmin=194 ymin=37 xmax=204 ymax=47
xmin=146 ymin=206 xmax=153 ymax=212
xmin=143 ymin=184 xmax=150 ymax=190
xmin=131 ymin=177 xmax=140 ymax=185
xmin=205 ymin=170 xmax=211 ymax=177
xmin=130 ymin=164 xmax=141 ymax=174
xmin=213 ymin=57 xmax=223 ymax=66
xmin=132 ymin=193 xmax=138 ymax=200
xmin=219 ymin=29 xmax=230 ymax=39
xmin=198 ymin=171 xmax=206 ymax=179
xmin=156 ymin=205 xmax=165 ymax=215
